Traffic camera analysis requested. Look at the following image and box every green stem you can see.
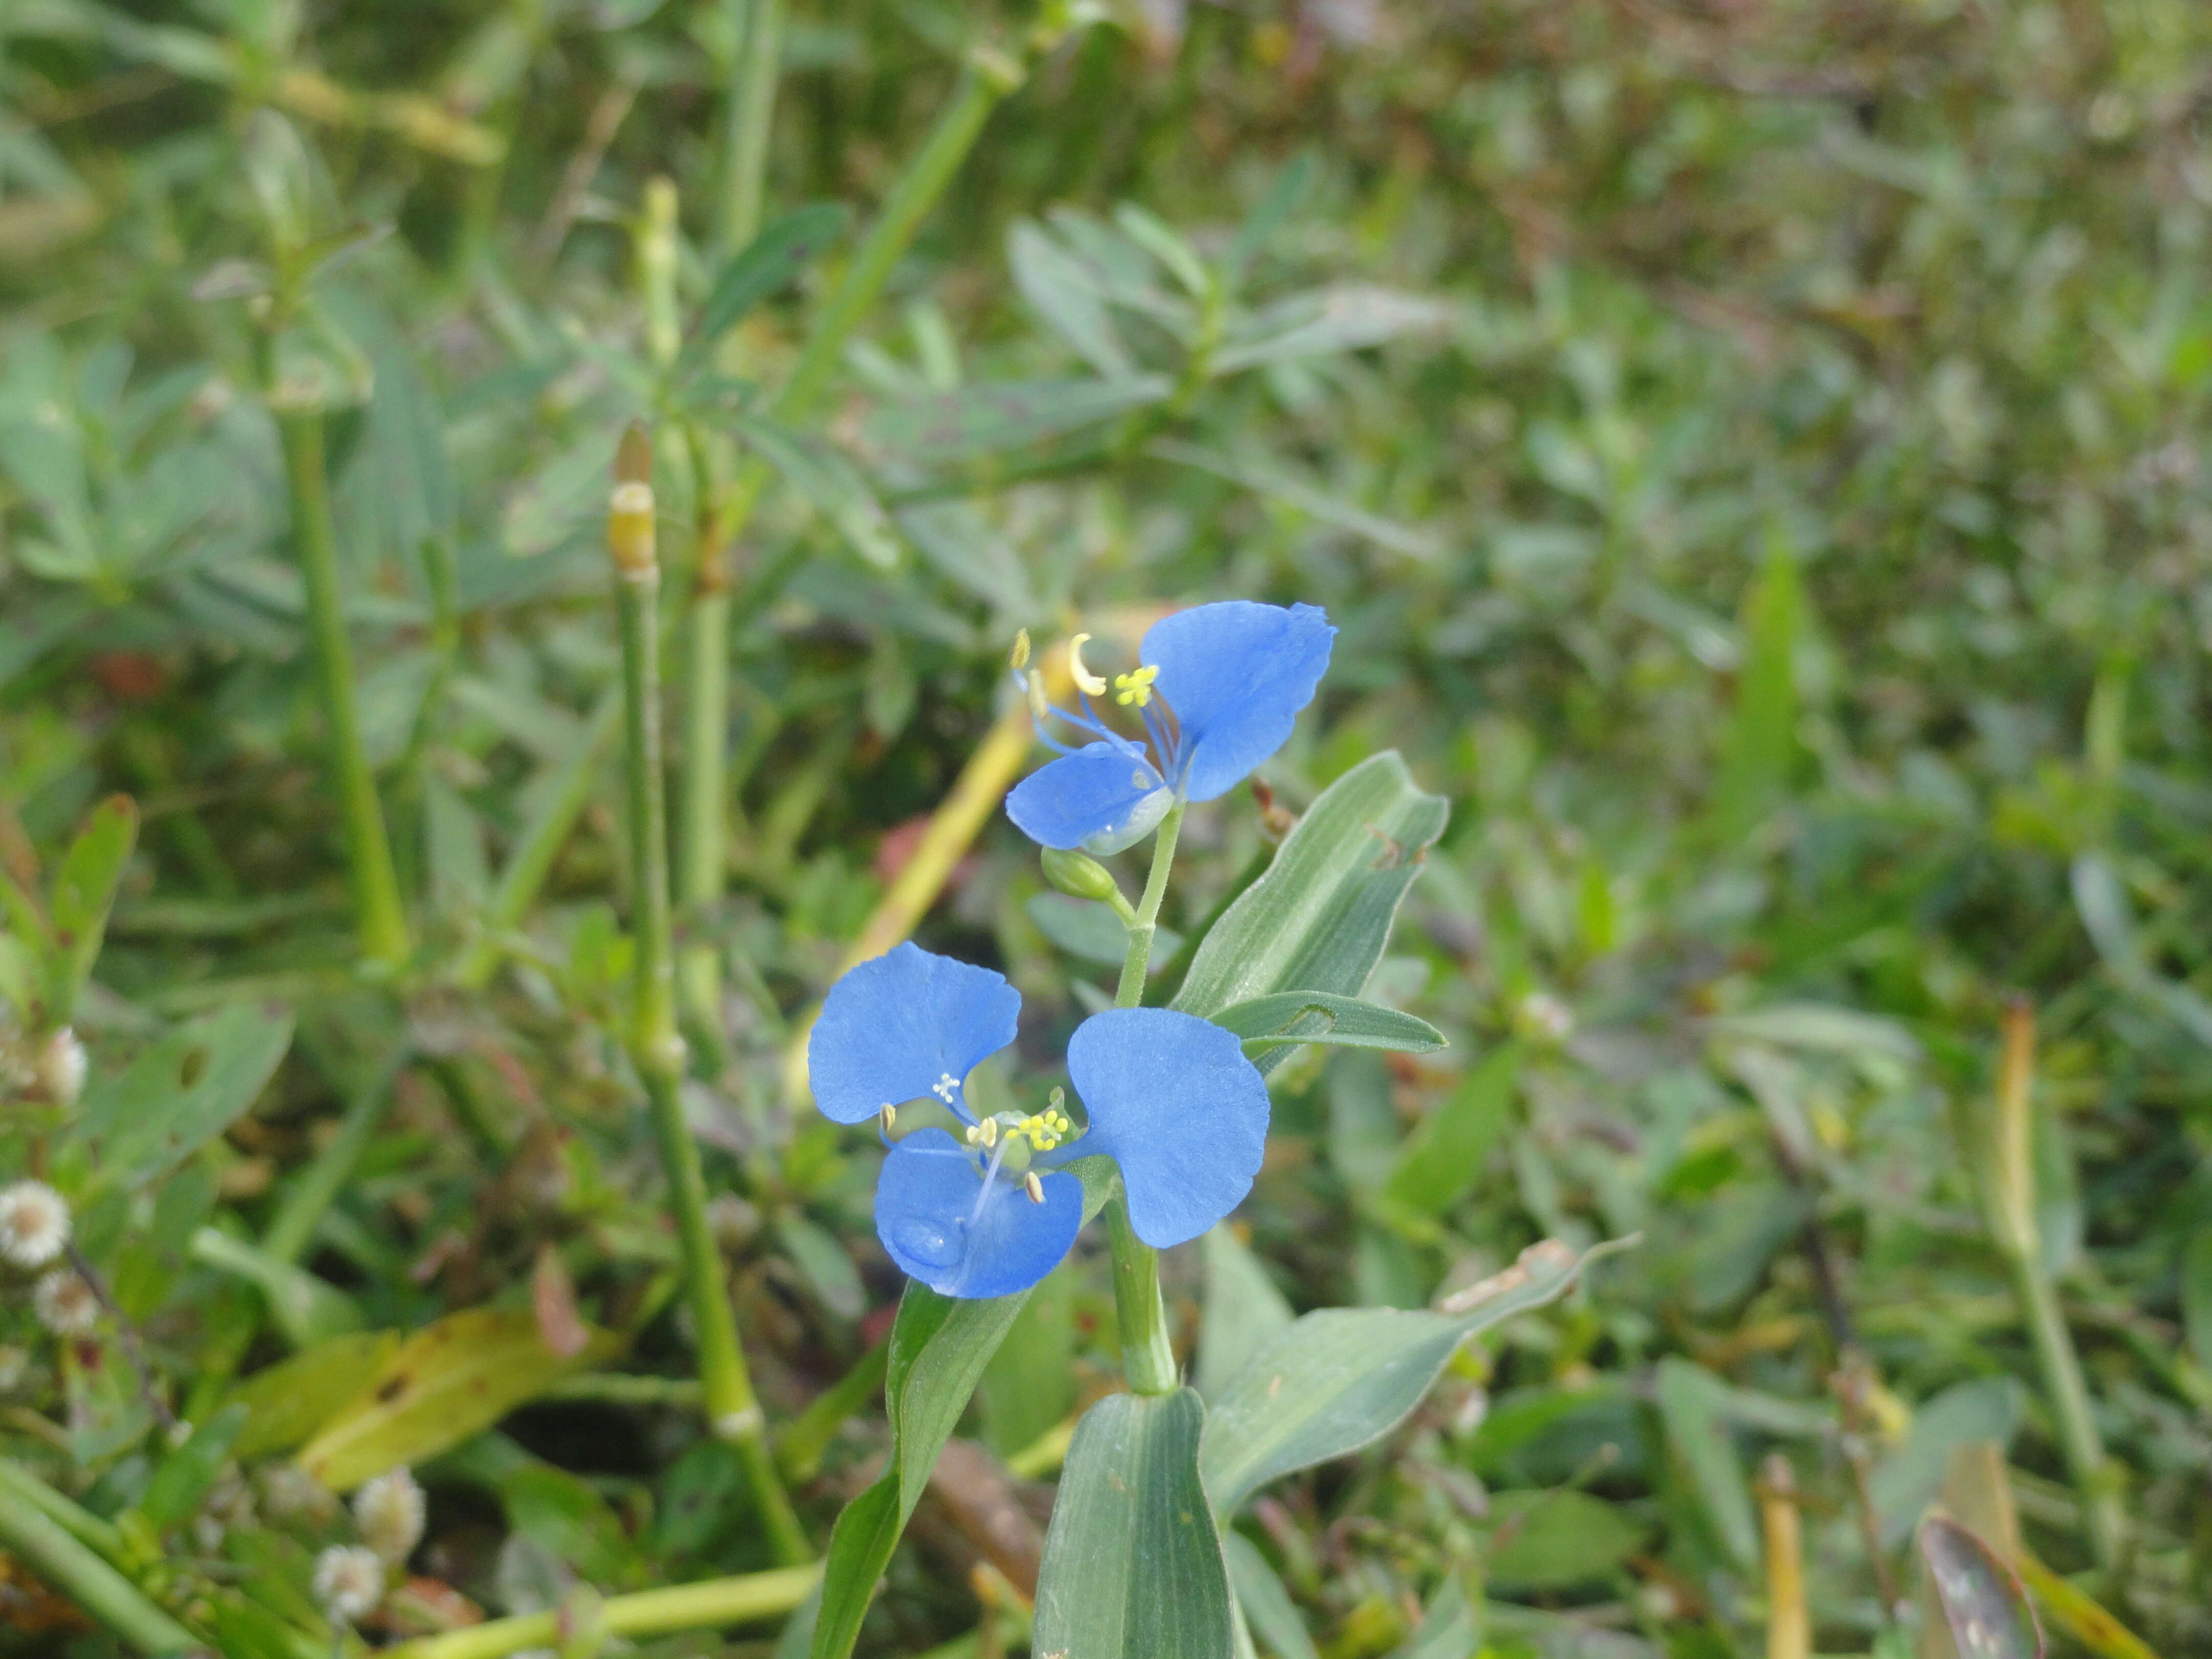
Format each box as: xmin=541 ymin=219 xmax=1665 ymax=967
xmin=1103 ymin=799 xmax=1186 ymax=1396
xmin=2010 ymin=1253 xmax=2126 ymax=1572
xmin=382 ymin=1564 xmax=820 ymax=1659
xmin=0 ymin=1461 xmax=200 ymax=1655
xmin=273 ymin=405 xmax=412 ymax=973
xmin=713 ymin=0 xmax=785 ymax=260
xmin=1114 ymin=800 xmax=1183 ymax=1007
xmin=677 ymin=432 xmax=733 ymax=1070
xmin=616 ymin=555 xmax=806 ymax=1566
xmin=453 ymin=688 xmax=622 ymax=991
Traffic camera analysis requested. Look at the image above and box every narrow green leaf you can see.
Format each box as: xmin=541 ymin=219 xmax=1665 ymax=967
xmin=1224 ymin=152 xmax=1316 ymax=291
xmin=1200 ymin=1239 xmax=1608 ymax=1517
xmin=190 ymin=1227 xmax=364 ymax=1349
xmin=1212 ymin=990 xmax=1444 ymax=1056
xmin=135 ymin=1402 xmax=248 ymax=1531
xmin=1009 ymin=220 xmax=1135 ymax=378
xmin=48 ymin=793 xmax=136 ymax=1022
xmin=1381 ymin=1043 xmax=1518 ymax=1218
xmin=1027 ymin=891 xmax=1177 ymax=969
xmin=735 ymin=416 xmax=901 ymax=569
xmin=1655 ymin=1357 xmax=1759 ymax=1570
xmin=864 ymin=375 xmax=1170 ymax=463
xmin=1710 ymin=536 xmax=1801 ymax=847
xmin=808 ymin=1476 xmax=902 ymax=1659
xmin=1197 ymin=1225 xmax=1295 ymax=1403
xmin=2183 ymin=1228 xmax=2212 ymax=1369
xmin=1222 ymin=1530 xmax=1317 ymax=1659
xmin=72 ymin=1003 xmax=294 ymax=1191
xmin=1033 ymin=1389 xmax=1232 ymax=1659
xmin=686 ymin=203 xmax=851 ymax=368
xmin=1919 ymin=1516 xmax=2044 ymax=1659
xmin=226 ymin=1329 xmax=403 ymax=1459
xmin=1174 ymin=754 xmax=1448 ymax=1077
xmin=1212 ymin=286 xmax=1452 ymax=374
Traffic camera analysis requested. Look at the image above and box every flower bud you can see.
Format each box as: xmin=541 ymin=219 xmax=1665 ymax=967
xmin=1040 ymin=847 xmax=1120 ymax=904
xmin=352 ymin=1466 xmax=426 ymax=1564
xmin=37 ymin=1028 xmax=85 ymax=1109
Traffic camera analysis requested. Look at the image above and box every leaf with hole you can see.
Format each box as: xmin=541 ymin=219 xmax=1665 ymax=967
xmin=70 ymin=1002 xmax=293 ymax=1192
xmin=1210 ymin=990 xmax=1443 ymax=1058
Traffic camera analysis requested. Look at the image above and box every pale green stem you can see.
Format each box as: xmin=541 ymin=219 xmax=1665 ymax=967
xmin=381 ymin=1565 xmax=820 ymax=1659
xmin=677 ymin=433 xmax=733 ymax=1069
xmin=453 ymin=688 xmax=622 ymax=992
xmin=273 ymin=404 xmax=411 ymax=972
xmin=1105 ymin=799 xmax=1186 ymax=1396
xmin=713 ymin=0 xmax=785 ymax=260
xmin=2010 ymin=1252 xmax=2126 ymax=1573
xmin=616 ymin=559 xmax=807 ymax=1566
xmin=0 ymin=1461 xmax=200 ymax=1655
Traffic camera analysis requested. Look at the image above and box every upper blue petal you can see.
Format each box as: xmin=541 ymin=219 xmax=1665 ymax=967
xmin=1143 ymin=602 xmax=1334 ymax=802
xmin=1065 ymin=1008 xmax=1269 ymax=1249
xmin=807 ymin=943 xmax=1020 ymax=1125
xmin=875 ymin=1128 xmax=1083 ymax=1298
xmin=1005 ymin=741 xmax=1173 ymax=854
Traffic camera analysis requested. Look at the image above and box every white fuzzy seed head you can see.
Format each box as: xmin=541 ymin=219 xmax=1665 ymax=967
xmin=33 ymin=1269 xmax=97 ymax=1336
xmin=313 ymin=1543 xmax=387 ymax=1624
xmin=0 ymin=1181 xmax=70 ymax=1268
xmin=37 ymin=1028 xmax=86 ymax=1108
xmin=352 ymin=1466 xmax=426 ymax=1564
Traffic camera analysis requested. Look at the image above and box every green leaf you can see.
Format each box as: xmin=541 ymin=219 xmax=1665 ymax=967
xmin=1009 ymin=220 xmax=1136 ymax=378
xmin=735 ymin=416 xmax=901 ymax=569
xmin=297 ymin=1307 xmax=618 ymax=1491
xmin=1033 ymin=1389 xmax=1232 ymax=1659
xmin=1213 ymin=286 xmax=1451 ymax=374
xmin=1223 ymin=1529 xmax=1316 ymax=1659
xmin=1212 ymin=990 xmax=1444 ymax=1057
xmin=1381 ymin=1043 xmax=1518 ymax=1218
xmin=2182 ymin=1228 xmax=2212 ymax=1369
xmin=685 ymin=203 xmax=850 ymax=369
xmin=1148 ymin=440 xmax=1440 ymax=562
xmin=1919 ymin=1516 xmax=2044 ymax=1659
xmin=1197 ymin=1225 xmax=1294 ymax=1403
xmin=189 ymin=1227 xmax=365 ymax=1349
xmin=1710 ymin=535 xmax=1802 ymax=847
xmin=864 ymin=375 xmax=1170 ymax=463
xmin=72 ymin=1003 xmax=294 ymax=1191
xmin=1483 ymin=1489 xmax=1646 ymax=1590
xmin=226 ymin=1330 xmax=403 ymax=1459
xmin=1026 ymin=891 xmax=1178 ymax=969
xmin=1175 ymin=754 xmax=1448 ymax=1073
xmin=1654 ymin=1357 xmax=1759 ymax=1570
xmin=1200 ymin=1239 xmax=1607 ymax=1517
xmin=48 ymin=793 xmax=136 ymax=1021
xmin=135 ymin=1402 xmax=248 ymax=1531
xmin=811 ymin=1281 xmax=1037 ymax=1659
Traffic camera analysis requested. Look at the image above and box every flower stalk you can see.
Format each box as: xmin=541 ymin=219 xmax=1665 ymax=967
xmin=0 ymin=1460 xmax=199 ymax=1656
xmin=609 ymin=428 xmax=806 ymax=1566
xmin=382 ymin=1564 xmax=820 ymax=1659
xmin=1105 ymin=798 xmax=1186 ymax=1396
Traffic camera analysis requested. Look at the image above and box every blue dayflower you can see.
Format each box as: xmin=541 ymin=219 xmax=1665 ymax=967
xmin=806 ymin=942 xmax=1270 ymax=1299
xmin=1006 ymin=601 xmax=1336 ymax=854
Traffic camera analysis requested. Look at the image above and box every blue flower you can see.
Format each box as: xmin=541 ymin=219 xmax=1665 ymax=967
xmin=807 ymin=942 xmax=1270 ymax=1299
xmin=1006 ymin=601 xmax=1335 ymax=853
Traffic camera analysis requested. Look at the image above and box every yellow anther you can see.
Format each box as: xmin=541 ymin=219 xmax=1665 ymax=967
xmin=881 ymin=1103 xmax=897 ymax=1130
xmin=1068 ymin=633 xmax=1108 ymax=697
xmin=1025 ymin=669 xmax=1050 ymax=725
xmin=1010 ymin=629 xmax=1031 ymax=672
xmin=1024 ymin=1172 xmax=1045 ymax=1204
xmin=1114 ymin=665 xmax=1159 ymax=708
xmin=979 ymin=1117 xmax=997 ymax=1147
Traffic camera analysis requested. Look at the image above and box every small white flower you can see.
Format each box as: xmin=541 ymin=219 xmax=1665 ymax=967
xmin=313 ymin=1543 xmax=387 ymax=1624
xmin=33 ymin=1269 xmax=97 ymax=1336
xmin=0 ymin=1181 xmax=70 ymax=1268
xmin=259 ymin=1463 xmax=337 ymax=1524
xmin=352 ymin=1466 xmax=426 ymax=1564
xmin=37 ymin=1028 xmax=86 ymax=1108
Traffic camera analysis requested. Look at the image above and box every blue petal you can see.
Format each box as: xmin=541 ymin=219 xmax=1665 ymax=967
xmin=807 ymin=943 xmax=1019 ymax=1125
xmin=1065 ymin=1008 xmax=1269 ymax=1248
xmin=1143 ymin=602 xmax=1334 ymax=802
xmin=1005 ymin=742 xmax=1173 ymax=854
xmin=875 ymin=1128 xmax=1083 ymax=1298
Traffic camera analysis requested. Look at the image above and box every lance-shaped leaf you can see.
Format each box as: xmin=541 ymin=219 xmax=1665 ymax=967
xmin=48 ymin=793 xmax=136 ymax=1022
xmin=685 ymin=203 xmax=851 ymax=370
xmin=1200 ymin=1239 xmax=1614 ymax=1518
xmin=1032 ymin=1389 xmax=1232 ymax=1659
xmin=1655 ymin=1357 xmax=1760 ymax=1570
xmin=226 ymin=1330 xmax=402 ymax=1459
xmin=1920 ymin=1516 xmax=2044 ymax=1659
xmin=1174 ymin=754 xmax=1448 ymax=1076
xmin=70 ymin=1002 xmax=294 ymax=1192
xmin=1210 ymin=990 xmax=1443 ymax=1057
xmin=864 ymin=375 xmax=1169 ymax=463
xmin=190 ymin=1227 xmax=363 ymax=1350
xmin=736 ymin=416 xmax=901 ymax=570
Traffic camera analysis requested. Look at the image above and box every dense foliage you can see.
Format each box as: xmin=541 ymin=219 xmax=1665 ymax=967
xmin=3 ymin=1 xmax=2210 ymax=1655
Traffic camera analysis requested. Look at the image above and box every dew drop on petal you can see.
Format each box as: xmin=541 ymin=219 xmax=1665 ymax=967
xmin=888 ymin=1214 xmax=963 ymax=1269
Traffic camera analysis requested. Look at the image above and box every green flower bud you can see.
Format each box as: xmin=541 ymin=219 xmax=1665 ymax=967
xmin=1041 ymin=847 xmax=1120 ymax=904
